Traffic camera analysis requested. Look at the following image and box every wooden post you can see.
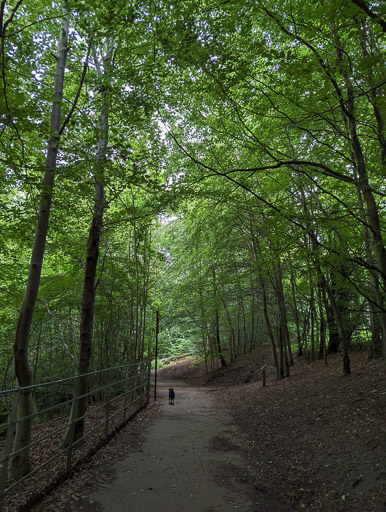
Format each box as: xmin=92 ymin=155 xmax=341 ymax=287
xmin=262 ymin=365 xmax=266 ymax=388
xmin=154 ymin=311 xmax=159 ymax=402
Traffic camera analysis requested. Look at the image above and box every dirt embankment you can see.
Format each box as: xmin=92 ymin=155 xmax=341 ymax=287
xmin=159 ymin=346 xmax=386 ymax=511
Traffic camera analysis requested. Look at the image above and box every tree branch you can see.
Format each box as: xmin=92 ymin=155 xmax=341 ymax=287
xmin=59 ymin=43 xmax=91 ymax=135
xmin=351 ymin=0 xmax=386 ymax=33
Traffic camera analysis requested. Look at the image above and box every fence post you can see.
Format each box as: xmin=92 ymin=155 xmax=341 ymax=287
xmin=123 ymin=366 xmax=129 ymax=423
xmin=104 ymin=368 xmax=113 ymax=438
xmin=146 ymin=361 xmax=151 ymax=405
xmin=262 ymin=365 xmax=266 ymax=387
xmin=0 ymin=389 xmax=19 ymax=500
xmin=137 ymin=364 xmax=142 ymax=407
xmin=67 ymin=376 xmax=80 ymax=470
xmin=142 ymin=363 xmax=147 ymax=404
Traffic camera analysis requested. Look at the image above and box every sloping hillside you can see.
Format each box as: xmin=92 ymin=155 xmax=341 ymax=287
xmin=158 ymin=345 xmax=386 ymax=511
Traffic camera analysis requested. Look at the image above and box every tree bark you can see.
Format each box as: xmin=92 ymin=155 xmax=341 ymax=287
xmin=316 ymin=282 xmax=327 ymax=363
xmin=274 ymin=258 xmax=293 ymax=373
xmin=222 ymin=298 xmax=235 ymax=363
xmin=249 ymin=279 xmax=257 ymax=352
xmin=336 ymin=30 xmax=386 ymax=353
xmin=355 ymin=178 xmax=386 ymax=357
xmin=260 ymin=273 xmax=279 ymax=379
xmin=212 ymin=266 xmax=226 ymax=367
xmin=309 ymin=286 xmax=316 ymax=362
xmin=326 ymin=283 xmax=351 ymax=374
xmin=63 ymin=41 xmax=112 ymax=446
xmin=8 ymin=4 xmax=69 ymax=481
xmin=289 ymin=265 xmax=302 ymax=356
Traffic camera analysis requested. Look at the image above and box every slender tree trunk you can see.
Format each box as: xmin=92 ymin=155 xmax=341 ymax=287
xmin=325 ymin=299 xmax=340 ymax=353
xmin=277 ymin=322 xmax=285 ymax=379
xmin=212 ymin=267 xmax=226 ymax=367
xmin=326 ymin=283 xmax=351 ymax=374
xmin=310 ymin=287 xmax=315 ymax=362
xmin=140 ymin=227 xmax=151 ymax=361
xmin=279 ymin=322 xmax=289 ymax=377
xmin=260 ymin=273 xmax=279 ymax=379
xmin=243 ymin=298 xmax=248 ymax=354
xmin=125 ymin=239 xmax=135 ymax=363
xmin=8 ymin=5 xmax=69 ymax=481
xmin=198 ymin=270 xmax=209 ymax=372
xmin=63 ymin=41 xmax=112 ymax=446
xmin=289 ymin=265 xmax=302 ymax=356
xmin=202 ymin=331 xmax=208 ymax=373
xmin=222 ymin=298 xmax=235 ymax=363
xmin=250 ymin=280 xmax=256 ymax=352
xmin=132 ymin=196 xmax=140 ymax=361
xmin=236 ymin=301 xmax=241 ymax=358
xmin=276 ymin=258 xmax=293 ymax=369
xmin=316 ymin=282 xmax=327 ymax=362
xmin=247 ymin=225 xmax=280 ymax=376
xmin=207 ymin=323 xmax=216 ymax=371
xmin=303 ymin=306 xmax=310 ymax=363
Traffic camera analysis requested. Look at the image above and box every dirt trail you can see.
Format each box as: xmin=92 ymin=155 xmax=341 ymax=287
xmin=89 ymin=379 xmax=255 ymax=512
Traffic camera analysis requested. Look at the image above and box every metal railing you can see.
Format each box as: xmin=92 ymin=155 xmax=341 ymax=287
xmin=0 ymin=361 xmax=151 ymax=505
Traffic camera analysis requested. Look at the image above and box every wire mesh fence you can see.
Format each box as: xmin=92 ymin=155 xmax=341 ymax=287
xmin=0 ymin=361 xmax=151 ymax=506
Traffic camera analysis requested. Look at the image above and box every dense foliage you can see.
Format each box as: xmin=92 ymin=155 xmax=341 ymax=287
xmin=0 ymin=0 xmax=385 ymax=475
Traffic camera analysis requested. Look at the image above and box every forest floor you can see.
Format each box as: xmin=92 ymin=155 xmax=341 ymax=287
xmin=5 ymin=345 xmax=386 ymax=511
xmin=158 ymin=346 xmax=386 ymax=511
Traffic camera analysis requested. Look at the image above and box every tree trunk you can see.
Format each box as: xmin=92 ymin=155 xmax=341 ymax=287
xmin=316 ymin=282 xmax=327 ymax=362
xmin=212 ymin=266 xmax=226 ymax=367
xmin=140 ymin=227 xmax=151 ymax=362
xmin=8 ymin=5 xmax=69 ymax=481
xmin=325 ymin=281 xmax=351 ymax=374
xmin=222 ymin=298 xmax=235 ymax=363
xmin=276 ymin=258 xmax=293 ymax=370
xmin=355 ymin=177 xmax=386 ymax=357
xmin=260 ymin=273 xmax=279 ymax=379
xmin=131 ymin=196 xmax=140 ymax=361
xmin=310 ymin=287 xmax=316 ymax=362
xmin=339 ymin=34 xmax=386 ymax=353
xmin=240 ymin=296 xmax=248 ymax=355
xmin=325 ymin=300 xmax=340 ymax=353
xmin=63 ymin=41 xmax=112 ymax=446
xmin=249 ymin=281 xmax=256 ymax=352
xmin=289 ymin=265 xmax=302 ymax=356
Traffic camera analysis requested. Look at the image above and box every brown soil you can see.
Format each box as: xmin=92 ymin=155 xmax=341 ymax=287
xmin=159 ymin=346 xmax=386 ymax=511
xmin=5 ymin=345 xmax=386 ymax=511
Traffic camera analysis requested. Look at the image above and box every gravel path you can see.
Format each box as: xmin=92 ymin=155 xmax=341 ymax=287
xmin=90 ymin=379 xmax=255 ymax=512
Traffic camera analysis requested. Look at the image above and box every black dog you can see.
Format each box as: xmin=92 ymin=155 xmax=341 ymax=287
xmin=169 ymin=388 xmax=175 ymax=405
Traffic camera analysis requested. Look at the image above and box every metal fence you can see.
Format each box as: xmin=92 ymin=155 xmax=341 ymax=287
xmin=0 ymin=361 xmax=151 ymax=505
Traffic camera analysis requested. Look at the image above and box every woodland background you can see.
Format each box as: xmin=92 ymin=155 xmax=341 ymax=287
xmin=0 ymin=0 xmax=385 ymax=478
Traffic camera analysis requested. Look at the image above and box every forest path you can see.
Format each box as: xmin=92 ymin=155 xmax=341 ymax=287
xmin=89 ymin=379 xmax=255 ymax=512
